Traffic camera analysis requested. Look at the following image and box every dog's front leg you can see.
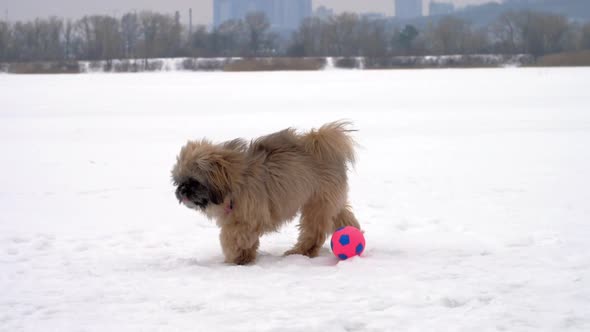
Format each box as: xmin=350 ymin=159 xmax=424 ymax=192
xmin=219 ymin=225 xmax=260 ymax=265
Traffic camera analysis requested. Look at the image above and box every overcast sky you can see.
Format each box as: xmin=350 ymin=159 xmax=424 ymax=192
xmin=1 ymin=0 xmax=500 ymax=24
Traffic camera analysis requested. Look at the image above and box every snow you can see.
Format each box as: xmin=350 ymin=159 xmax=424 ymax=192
xmin=1 ymin=68 xmax=590 ymax=331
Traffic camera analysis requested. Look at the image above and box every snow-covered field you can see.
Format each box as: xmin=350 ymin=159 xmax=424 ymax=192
xmin=1 ymin=68 xmax=589 ymax=331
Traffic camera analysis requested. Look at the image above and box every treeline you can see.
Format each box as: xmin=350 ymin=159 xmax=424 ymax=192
xmin=1 ymin=10 xmax=590 ymax=63
xmin=290 ymin=11 xmax=590 ymax=57
xmin=0 ymin=12 xmax=184 ymax=62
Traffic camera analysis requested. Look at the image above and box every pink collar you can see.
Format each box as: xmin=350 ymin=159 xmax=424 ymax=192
xmin=224 ymin=199 xmax=234 ymax=215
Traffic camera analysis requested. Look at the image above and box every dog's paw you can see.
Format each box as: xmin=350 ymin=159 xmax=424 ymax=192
xmin=234 ymin=256 xmax=255 ymax=265
xmin=226 ymin=249 xmax=257 ymax=265
xmin=283 ymin=248 xmax=302 ymax=256
xmin=284 ymin=247 xmax=319 ymax=258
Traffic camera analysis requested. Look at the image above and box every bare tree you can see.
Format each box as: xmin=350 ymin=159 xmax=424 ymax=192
xmin=172 ymin=11 xmax=183 ymax=56
xmin=519 ymin=11 xmax=570 ymax=56
xmin=160 ymin=12 xmax=183 ymax=57
xmin=45 ymin=17 xmax=65 ymax=60
xmin=583 ymin=22 xmax=590 ymax=50
xmin=63 ymin=20 xmax=75 ymax=60
xmin=121 ymin=13 xmax=140 ymax=59
xmin=426 ymin=16 xmax=474 ymax=55
xmin=0 ymin=20 xmax=11 ymax=61
xmin=244 ymin=12 xmax=272 ymax=56
xmin=188 ymin=25 xmax=212 ymax=56
xmin=395 ymin=25 xmax=419 ymax=55
xmin=491 ymin=11 xmax=523 ymax=53
xmin=139 ymin=12 xmax=159 ymax=61
xmin=290 ymin=14 xmax=392 ymax=57
xmin=215 ymin=19 xmax=248 ymax=56
xmin=331 ymin=13 xmax=364 ymax=56
xmin=138 ymin=11 xmax=183 ymax=60
xmin=289 ymin=17 xmax=324 ymax=56
xmin=359 ymin=18 xmax=387 ymax=57
xmin=11 ymin=22 xmax=32 ymax=61
xmin=76 ymin=17 xmax=93 ymax=59
xmin=98 ymin=16 xmax=123 ymax=64
xmin=76 ymin=15 xmax=122 ymax=62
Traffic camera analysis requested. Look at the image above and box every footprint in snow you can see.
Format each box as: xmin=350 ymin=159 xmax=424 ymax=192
xmin=440 ymin=297 xmax=469 ymax=308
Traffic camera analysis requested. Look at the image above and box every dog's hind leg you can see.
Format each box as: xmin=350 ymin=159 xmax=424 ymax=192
xmin=332 ymin=205 xmax=360 ymax=231
xmin=285 ymin=199 xmax=337 ymax=258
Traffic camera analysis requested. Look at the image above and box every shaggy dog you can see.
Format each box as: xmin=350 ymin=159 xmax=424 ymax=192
xmin=171 ymin=121 xmax=360 ymax=264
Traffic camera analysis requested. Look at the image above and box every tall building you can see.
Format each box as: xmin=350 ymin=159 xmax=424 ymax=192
xmin=213 ymin=0 xmax=312 ymax=31
xmin=395 ymin=0 xmax=423 ymax=19
xmin=314 ymin=6 xmax=334 ymax=20
xmin=279 ymin=0 xmax=312 ymax=30
xmin=429 ymin=1 xmax=455 ymax=16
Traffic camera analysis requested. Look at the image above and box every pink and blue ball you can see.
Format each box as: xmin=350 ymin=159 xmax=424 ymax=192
xmin=330 ymin=226 xmax=365 ymax=260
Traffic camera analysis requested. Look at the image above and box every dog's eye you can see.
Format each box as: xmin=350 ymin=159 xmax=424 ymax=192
xmin=171 ymin=176 xmax=186 ymax=186
xmin=186 ymin=178 xmax=204 ymax=187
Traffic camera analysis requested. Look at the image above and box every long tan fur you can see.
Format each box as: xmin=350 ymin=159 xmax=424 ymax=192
xmin=171 ymin=121 xmax=360 ymax=264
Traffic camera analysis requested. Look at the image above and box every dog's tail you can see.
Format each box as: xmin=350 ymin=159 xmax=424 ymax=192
xmin=301 ymin=121 xmax=356 ymax=166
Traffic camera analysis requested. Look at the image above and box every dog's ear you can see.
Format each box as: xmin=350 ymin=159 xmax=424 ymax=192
xmin=203 ymin=149 xmax=245 ymax=203
xmin=208 ymin=186 xmax=224 ymax=205
xmin=172 ymin=140 xmax=211 ymax=183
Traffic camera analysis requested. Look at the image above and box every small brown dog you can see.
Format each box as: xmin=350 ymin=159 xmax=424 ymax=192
xmin=172 ymin=121 xmax=360 ymax=264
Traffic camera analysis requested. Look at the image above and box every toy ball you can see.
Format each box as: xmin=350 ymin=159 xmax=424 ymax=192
xmin=330 ymin=226 xmax=365 ymax=260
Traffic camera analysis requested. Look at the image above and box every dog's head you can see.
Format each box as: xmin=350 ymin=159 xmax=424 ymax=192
xmin=171 ymin=139 xmax=246 ymax=211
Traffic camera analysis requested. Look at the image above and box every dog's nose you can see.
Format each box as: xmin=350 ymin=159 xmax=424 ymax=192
xmin=175 ymin=186 xmax=185 ymax=203
xmin=178 ymin=183 xmax=189 ymax=193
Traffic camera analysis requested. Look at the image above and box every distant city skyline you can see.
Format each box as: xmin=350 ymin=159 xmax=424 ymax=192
xmin=213 ymin=0 xmax=312 ymax=30
xmin=2 ymin=0 xmax=501 ymax=24
xmin=395 ymin=0 xmax=423 ymax=19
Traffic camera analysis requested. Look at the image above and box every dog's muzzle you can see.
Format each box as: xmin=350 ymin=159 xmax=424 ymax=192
xmin=175 ymin=180 xmax=210 ymax=208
